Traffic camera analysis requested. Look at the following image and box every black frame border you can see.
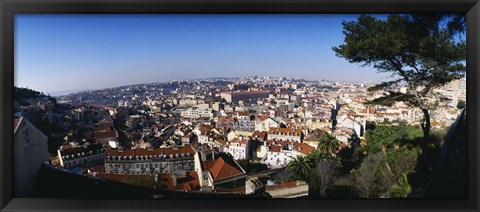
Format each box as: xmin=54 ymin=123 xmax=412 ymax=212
xmin=1 ymin=0 xmax=479 ymax=211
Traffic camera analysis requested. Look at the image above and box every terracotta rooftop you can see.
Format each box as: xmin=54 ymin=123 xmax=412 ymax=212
xmin=268 ymin=145 xmax=282 ymax=153
xmin=158 ymin=171 xmax=200 ymax=192
xmin=209 ymin=153 xmax=244 ymax=180
xmin=259 ymin=116 xmax=270 ymax=121
xmin=252 ymin=131 xmax=267 ymax=140
xmin=60 ymin=143 xmax=105 ymax=158
xmin=304 ymin=129 xmax=326 ymax=141
xmin=295 ymin=143 xmax=316 ymax=155
xmin=198 ymin=125 xmax=213 ymax=134
xmin=99 ymin=118 xmax=113 ymax=124
xmin=93 ymin=126 xmax=112 ymax=132
xmin=268 ymin=127 xmax=302 ymax=136
xmin=107 ymin=145 xmax=195 ymax=158
xmin=237 ymin=112 xmax=249 ymax=116
xmin=215 ymin=139 xmax=227 ymax=146
xmin=88 ymin=164 xmax=106 ymax=173
xmin=218 ymin=117 xmax=234 ymax=122
xmin=230 ymin=90 xmax=269 ymax=95
xmin=94 ymin=173 xmax=155 ymax=188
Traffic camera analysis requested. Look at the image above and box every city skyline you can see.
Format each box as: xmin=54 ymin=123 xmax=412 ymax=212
xmin=15 ymin=14 xmax=394 ymax=95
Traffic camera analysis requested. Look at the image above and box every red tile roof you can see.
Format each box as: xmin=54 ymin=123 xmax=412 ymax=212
xmin=259 ymin=116 xmax=270 ymax=121
xmin=268 ymin=127 xmax=302 ymax=136
xmin=237 ymin=112 xmax=249 ymax=116
xmin=95 ymin=131 xmax=117 ymax=139
xmin=252 ymin=131 xmax=267 ymax=140
xmin=88 ymin=164 xmax=106 ymax=173
xmin=209 ymin=155 xmax=244 ymax=180
xmin=159 ymin=171 xmax=200 ymax=192
xmin=99 ymin=118 xmax=113 ymax=124
xmin=295 ymin=143 xmax=315 ymax=155
xmin=107 ymin=145 xmax=195 ymax=158
xmin=269 ymin=146 xmax=282 ymax=153
xmin=218 ymin=117 xmax=234 ymax=122
xmin=240 ymin=138 xmax=249 ymax=145
xmin=93 ymin=126 xmax=112 ymax=132
xmin=94 ymin=173 xmax=156 ymax=188
xmin=215 ymin=139 xmax=227 ymax=146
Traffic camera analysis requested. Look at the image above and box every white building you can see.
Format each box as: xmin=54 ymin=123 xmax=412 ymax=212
xmin=14 ymin=116 xmax=49 ymax=197
xmin=268 ymin=127 xmax=304 ymax=143
xmin=264 ymin=145 xmax=294 ymax=168
xmin=336 ymin=115 xmax=365 ymax=136
xmin=224 ymin=137 xmax=251 ymax=160
xmin=262 ymin=141 xmax=315 ymax=168
xmin=105 ymin=146 xmax=196 ymax=176
xmin=181 ymin=108 xmax=213 ymax=119
xmin=254 ymin=116 xmax=279 ymax=132
xmin=194 ymin=151 xmax=247 ymax=193
xmin=57 ymin=143 xmax=106 ymax=169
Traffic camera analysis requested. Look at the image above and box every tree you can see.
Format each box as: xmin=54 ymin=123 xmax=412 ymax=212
xmin=318 ymin=132 xmax=339 ymax=156
xmin=286 ymin=155 xmax=311 ymax=181
xmin=310 ymin=158 xmax=339 ymax=197
xmin=306 ymin=149 xmax=327 ymax=166
xmin=273 ymin=168 xmax=293 ymax=184
xmin=333 ymin=14 xmax=466 ymax=153
xmin=456 ymin=100 xmax=465 ymax=109
xmin=352 ymin=153 xmax=384 ymax=198
xmin=389 ymin=173 xmax=412 ymax=198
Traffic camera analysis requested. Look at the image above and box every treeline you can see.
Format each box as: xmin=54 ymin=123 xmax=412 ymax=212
xmin=279 ymin=123 xmax=449 ymax=198
xmin=14 ymin=86 xmax=57 ymax=106
xmin=15 ymin=86 xmax=43 ymax=99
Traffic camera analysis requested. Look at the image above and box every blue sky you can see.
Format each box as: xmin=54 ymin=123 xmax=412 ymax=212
xmin=15 ymin=14 xmax=397 ymax=94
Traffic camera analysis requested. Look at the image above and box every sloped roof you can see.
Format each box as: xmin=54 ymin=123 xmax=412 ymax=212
xmin=268 ymin=127 xmax=302 ymax=136
xmin=209 ymin=154 xmax=244 ymax=180
xmin=268 ymin=145 xmax=282 ymax=153
xmin=304 ymin=129 xmax=326 ymax=141
xmin=237 ymin=111 xmax=249 ymax=116
xmin=215 ymin=139 xmax=227 ymax=146
xmin=295 ymin=143 xmax=316 ymax=155
xmin=107 ymin=145 xmax=195 ymax=158
xmin=252 ymin=131 xmax=267 ymax=139
xmin=99 ymin=118 xmax=113 ymax=123
xmin=259 ymin=116 xmax=270 ymax=121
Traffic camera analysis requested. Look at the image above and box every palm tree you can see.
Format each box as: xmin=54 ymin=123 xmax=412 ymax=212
xmin=286 ymin=155 xmax=311 ymax=181
xmin=389 ymin=173 xmax=412 ymax=197
xmin=306 ymin=149 xmax=326 ymax=167
xmin=318 ymin=132 xmax=339 ymax=156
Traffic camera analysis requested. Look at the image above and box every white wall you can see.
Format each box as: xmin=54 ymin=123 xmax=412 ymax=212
xmin=14 ymin=117 xmax=49 ymax=197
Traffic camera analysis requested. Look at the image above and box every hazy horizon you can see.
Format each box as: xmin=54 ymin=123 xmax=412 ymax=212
xmin=16 ymin=75 xmax=378 ymax=97
xmin=15 ymin=14 xmax=395 ymax=94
